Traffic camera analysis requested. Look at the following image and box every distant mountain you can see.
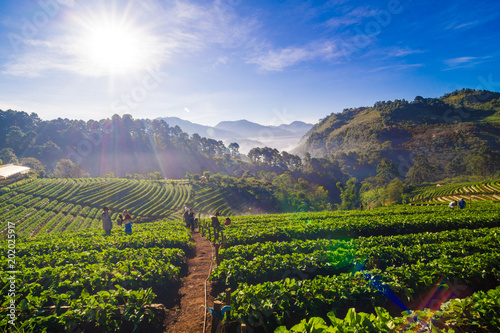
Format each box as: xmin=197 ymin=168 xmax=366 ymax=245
xmin=215 ymin=120 xmax=294 ymax=138
xmin=159 ymin=117 xmax=235 ymax=139
xmin=274 ymin=121 xmax=314 ymax=135
xmin=294 ymin=89 xmax=500 ymax=179
xmin=159 ymin=117 xmax=314 ymax=154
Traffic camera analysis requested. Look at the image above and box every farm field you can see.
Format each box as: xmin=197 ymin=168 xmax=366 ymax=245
xmin=0 ymin=178 xmax=238 ymax=237
xmin=2 ymin=178 xmax=500 ymax=332
xmin=207 ymin=203 xmax=500 ymax=332
xmin=410 ymin=179 xmax=500 ymax=204
xmin=0 ymin=219 xmax=193 ymax=332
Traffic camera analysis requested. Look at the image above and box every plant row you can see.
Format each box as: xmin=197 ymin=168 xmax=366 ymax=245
xmin=226 ymin=251 xmax=500 ymax=331
xmin=212 ymin=229 xmax=500 ymax=287
xmin=0 ymin=219 xmax=192 ymax=332
xmin=276 ymin=284 xmax=500 ymax=332
xmin=219 ymin=207 xmax=500 ymax=246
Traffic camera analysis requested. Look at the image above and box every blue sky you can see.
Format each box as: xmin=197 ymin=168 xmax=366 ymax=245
xmin=0 ymin=0 xmax=499 ymax=126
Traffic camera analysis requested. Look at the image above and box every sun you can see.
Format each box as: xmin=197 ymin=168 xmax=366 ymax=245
xmin=83 ymin=25 xmax=140 ymax=72
xmin=73 ymin=10 xmax=158 ymax=76
xmin=81 ymin=22 xmax=149 ymax=74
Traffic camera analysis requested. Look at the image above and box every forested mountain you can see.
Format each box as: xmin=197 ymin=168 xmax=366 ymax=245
xmin=0 ymin=112 xmax=241 ymax=178
xmin=295 ymin=89 xmax=500 ymax=181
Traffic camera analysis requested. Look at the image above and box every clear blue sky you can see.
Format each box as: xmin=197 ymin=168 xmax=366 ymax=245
xmin=0 ymin=0 xmax=499 ymax=126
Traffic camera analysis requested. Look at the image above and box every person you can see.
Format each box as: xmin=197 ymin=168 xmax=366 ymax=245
xmin=449 ymin=200 xmax=457 ymax=209
xmin=211 ymin=211 xmax=221 ymax=228
xmin=458 ymin=198 xmax=466 ymax=209
xmin=123 ymin=209 xmax=132 ymax=235
xmin=188 ymin=209 xmax=195 ymax=232
xmin=224 ymin=217 xmax=231 ymax=226
xmin=211 ymin=211 xmax=221 ymax=241
xmin=117 ymin=214 xmax=123 ymax=226
xmin=101 ymin=207 xmax=112 ymax=235
xmin=183 ymin=208 xmax=190 ymax=228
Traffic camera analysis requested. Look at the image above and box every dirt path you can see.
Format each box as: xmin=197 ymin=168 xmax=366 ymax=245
xmin=165 ymin=232 xmax=215 ymax=333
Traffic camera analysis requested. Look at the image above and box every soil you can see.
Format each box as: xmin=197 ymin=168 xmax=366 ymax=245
xmin=164 ymin=231 xmax=216 ymax=333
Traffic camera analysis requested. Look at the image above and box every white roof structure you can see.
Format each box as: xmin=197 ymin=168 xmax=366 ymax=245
xmin=0 ymin=164 xmax=31 ymax=179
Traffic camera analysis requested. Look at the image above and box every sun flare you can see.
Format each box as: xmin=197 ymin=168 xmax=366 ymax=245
xmin=74 ymin=11 xmax=157 ymax=76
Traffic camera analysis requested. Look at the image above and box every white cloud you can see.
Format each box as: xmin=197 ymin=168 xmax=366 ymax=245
xmin=368 ymin=63 xmax=423 ymax=73
xmin=247 ymin=41 xmax=338 ymax=72
xmin=445 ymin=57 xmax=477 ymax=67
xmin=443 ymin=56 xmax=492 ymax=70
xmin=325 ymin=6 xmax=378 ymax=28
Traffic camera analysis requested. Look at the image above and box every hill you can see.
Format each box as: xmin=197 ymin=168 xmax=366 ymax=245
xmin=295 ymin=89 xmax=500 ymax=180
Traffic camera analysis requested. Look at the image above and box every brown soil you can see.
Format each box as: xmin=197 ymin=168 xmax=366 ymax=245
xmin=164 ymin=231 xmax=215 ymax=333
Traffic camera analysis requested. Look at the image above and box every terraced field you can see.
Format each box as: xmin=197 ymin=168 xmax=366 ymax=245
xmin=0 ymin=178 xmax=193 ymax=236
xmin=411 ymin=179 xmax=500 ymax=204
xmin=0 ymin=177 xmax=251 ymax=236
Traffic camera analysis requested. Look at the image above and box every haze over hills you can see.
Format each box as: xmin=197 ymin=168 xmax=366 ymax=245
xmin=159 ymin=117 xmax=313 ymax=154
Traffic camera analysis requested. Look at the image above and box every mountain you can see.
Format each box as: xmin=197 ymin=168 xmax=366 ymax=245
xmin=159 ymin=117 xmax=235 ymax=139
xmin=215 ymin=119 xmax=294 ymax=138
xmin=295 ymin=89 xmax=500 ymax=179
xmin=214 ymin=120 xmax=313 ymax=153
xmin=275 ymin=121 xmax=314 ymax=135
xmin=159 ymin=117 xmax=313 ymax=154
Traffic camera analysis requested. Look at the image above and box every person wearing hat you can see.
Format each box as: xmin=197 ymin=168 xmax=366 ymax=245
xmin=101 ymin=207 xmax=112 ymax=235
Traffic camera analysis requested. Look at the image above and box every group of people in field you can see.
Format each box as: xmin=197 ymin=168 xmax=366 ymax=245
xmin=184 ymin=209 xmax=231 ymax=233
xmin=101 ymin=205 xmax=232 ymax=235
xmin=101 ymin=207 xmax=133 ymax=235
xmin=449 ymin=198 xmax=467 ymax=209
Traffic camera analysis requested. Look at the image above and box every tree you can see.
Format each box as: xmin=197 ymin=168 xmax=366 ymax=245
xmin=386 ymin=178 xmax=404 ymax=204
xmin=405 ymin=154 xmax=437 ymax=185
xmin=147 ymin=171 xmax=163 ymax=180
xmin=52 ymin=159 xmax=90 ymax=178
xmin=228 ymin=142 xmax=240 ymax=157
xmin=376 ymin=158 xmax=399 ymax=183
xmin=281 ymin=151 xmax=302 ymax=172
xmin=0 ymin=148 xmax=19 ymax=164
xmin=464 ymin=147 xmax=500 ymax=177
xmin=20 ymin=157 xmax=45 ymax=177
xmin=337 ymin=178 xmax=360 ymax=210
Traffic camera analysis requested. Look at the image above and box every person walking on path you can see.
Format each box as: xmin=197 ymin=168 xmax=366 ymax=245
xmin=458 ymin=198 xmax=466 ymax=209
xmin=101 ymin=207 xmax=112 ymax=235
xmin=123 ymin=209 xmax=132 ymax=235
